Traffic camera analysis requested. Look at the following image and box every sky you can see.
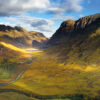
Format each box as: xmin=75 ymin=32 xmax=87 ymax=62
xmin=0 ymin=0 xmax=99 ymax=37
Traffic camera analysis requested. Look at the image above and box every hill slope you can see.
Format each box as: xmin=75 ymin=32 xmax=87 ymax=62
xmin=0 ymin=25 xmax=47 ymax=47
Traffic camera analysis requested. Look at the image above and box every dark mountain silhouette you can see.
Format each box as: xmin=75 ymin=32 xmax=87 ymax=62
xmin=48 ymin=13 xmax=100 ymax=45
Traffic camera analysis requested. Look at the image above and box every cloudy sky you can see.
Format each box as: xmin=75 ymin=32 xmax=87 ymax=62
xmin=0 ymin=0 xmax=99 ymax=37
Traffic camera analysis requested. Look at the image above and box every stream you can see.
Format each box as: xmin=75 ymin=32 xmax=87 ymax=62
xmin=0 ymin=49 xmax=37 ymax=86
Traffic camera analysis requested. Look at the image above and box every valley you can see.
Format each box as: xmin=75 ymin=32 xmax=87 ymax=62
xmin=0 ymin=13 xmax=100 ymax=100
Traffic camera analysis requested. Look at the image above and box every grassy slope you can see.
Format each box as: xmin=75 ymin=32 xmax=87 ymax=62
xmin=0 ymin=42 xmax=38 ymax=83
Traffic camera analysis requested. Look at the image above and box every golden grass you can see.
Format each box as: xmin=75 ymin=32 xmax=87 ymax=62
xmin=0 ymin=41 xmax=41 ymax=58
xmin=1 ymin=43 xmax=100 ymax=98
xmin=2 ymin=51 xmax=99 ymax=97
xmin=0 ymin=42 xmax=29 ymax=53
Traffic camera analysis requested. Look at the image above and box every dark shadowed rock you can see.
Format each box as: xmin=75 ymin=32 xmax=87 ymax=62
xmin=0 ymin=25 xmax=14 ymax=31
xmin=14 ymin=26 xmax=25 ymax=32
xmin=32 ymin=40 xmax=41 ymax=47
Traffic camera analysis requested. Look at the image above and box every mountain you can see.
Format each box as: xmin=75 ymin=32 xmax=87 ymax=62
xmin=48 ymin=13 xmax=100 ymax=45
xmin=47 ymin=13 xmax=100 ymax=64
xmin=0 ymin=25 xmax=48 ymax=47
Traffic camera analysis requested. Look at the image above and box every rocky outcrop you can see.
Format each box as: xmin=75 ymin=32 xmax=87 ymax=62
xmin=32 ymin=39 xmax=48 ymax=48
xmin=14 ymin=26 xmax=26 ymax=32
xmin=75 ymin=13 xmax=100 ymax=30
xmin=60 ymin=20 xmax=75 ymax=32
xmin=0 ymin=25 xmax=14 ymax=31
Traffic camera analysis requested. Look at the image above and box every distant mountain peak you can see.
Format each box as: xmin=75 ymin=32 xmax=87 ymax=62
xmin=61 ymin=19 xmax=75 ymax=27
xmin=0 ymin=24 xmax=48 ymax=48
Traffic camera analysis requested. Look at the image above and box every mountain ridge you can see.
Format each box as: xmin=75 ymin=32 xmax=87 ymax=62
xmin=48 ymin=13 xmax=100 ymax=46
xmin=0 ymin=24 xmax=48 ymax=47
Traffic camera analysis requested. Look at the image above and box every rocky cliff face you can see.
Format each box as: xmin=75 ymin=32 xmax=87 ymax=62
xmin=48 ymin=13 xmax=100 ymax=45
xmin=0 ymin=25 xmax=48 ymax=47
xmin=75 ymin=13 xmax=100 ymax=30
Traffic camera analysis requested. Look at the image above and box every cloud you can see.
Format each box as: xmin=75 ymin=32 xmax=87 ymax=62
xmin=0 ymin=0 xmax=50 ymax=16
xmin=31 ymin=20 xmax=49 ymax=27
xmin=47 ymin=7 xmax=65 ymax=14
xmin=5 ymin=15 xmax=56 ymax=37
xmin=31 ymin=19 xmax=54 ymax=32
xmin=52 ymin=15 xmax=73 ymax=21
xmin=0 ymin=0 xmax=83 ymax=16
xmin=48 ymin=0 xmax=83 ymax=14
xmin=65 ymin=0 xmax=83 ymax=12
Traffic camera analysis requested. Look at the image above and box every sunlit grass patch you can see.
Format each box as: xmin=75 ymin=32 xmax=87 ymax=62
xmin=0 ymin=41 xmax=39 ymax=58
xmin=0 ymin=42 xmax=29 ymax=53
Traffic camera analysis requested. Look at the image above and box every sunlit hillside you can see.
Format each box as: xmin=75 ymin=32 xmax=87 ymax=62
xmin=0 ymin=42 xmax=29 ymax=53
